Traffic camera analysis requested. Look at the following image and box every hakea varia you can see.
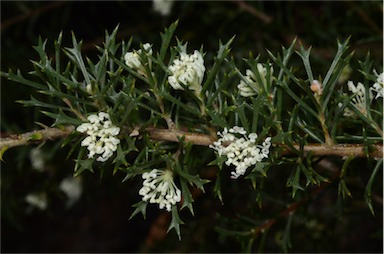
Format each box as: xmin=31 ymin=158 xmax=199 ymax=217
xmin=76 ymin=112 xmax=120 ymax=162
xmin=124 ymin=43 xmax=153 ymax=76
xmin=210 ymin=126 xmax=271 ymax=179
xmin=371 ymin=70 xmax=383 ymax=99
xmin=238 ymin=63 xmax=274 ymax=97
xmin=168 ymin=50 xmax=205 ymax=94
xmin=139 ymin=169 xmax=182 ymax=212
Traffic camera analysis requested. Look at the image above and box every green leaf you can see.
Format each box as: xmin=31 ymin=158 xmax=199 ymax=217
xmin=17 ymin=95 xmax=68 ymax=111
xmin=159 ymin=20 xmax=179 ymax=61
xmin=180 ymin=178 xmax=195 ymax=215
xmin=74 ymin=157 xmax=94 ymax=177
xmin=277 ymin=79 xmax=319 ymax=119
xmin=0 ymin=145 xmax=9 ymax=161
xmin=64 ymin=32 xmax=92 ymax=85
xmin=296 ymin=44 xmax=314 ymax=83
xmin=42 ymin=109 xmax=84 ymax=126
xmin=281 ymin=212 xmax=294 ymax=253
xmin=201 ymin=36 xmax=235 ymax=94
xmin=129 ymin=201 xmax=148 ymax=220
xmin=213 ymin=172 xmax=224 ymax=204
xmin=364 ymin=158 xmax=383 ymax=215
xmin=160 ymin=91 xmax=201 ymax=116
xmin=286 ymin=166 xmax=303 ymax=198
xmin=167 ymin=205 xmax=185 ymax=240
xmin=1 ymin=69 xmax=46 ymax=90
xmin=338 ymin=156 xmax=353 ymax=199
xmin=322 ymin=37 xmax=351 ymax=90
xmin=175 ymin=162 xmax=209 ymax=192
xmin=322 ymin=51 xmax=354 ymax=108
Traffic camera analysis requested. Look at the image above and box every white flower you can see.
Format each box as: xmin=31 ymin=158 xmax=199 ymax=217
xmin=238 ymin=63 xmax=274 ymax=97
xmin=124 ymin=43 xmax=152 ymax=75
xmin=340 ymin=81 xmax=372 ymax=118
xmin=25 ymin=192 xmax=48 ymax=210
xmin=76 ymin=112 xmax=120 ymax=162
xmin=210 ymin=126 xmax=271 ymax=179
xmin=371 ymin=70 xmax=383 ymax=99
xmin=152 ymin=0 xmax=174 ymax=16
xmin=168 ymin=50 xmax=205 ymax=94
xmin=30 ymin=147 xmax=45 ymax=171
xmin=59 ymin=176 xmax=83 ymax=208
xmin=139 ymin=169 xmax=181 ymax=212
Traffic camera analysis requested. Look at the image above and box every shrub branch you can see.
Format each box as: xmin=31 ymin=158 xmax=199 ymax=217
xmin=1 ymin=126 xmax=382 ymax=158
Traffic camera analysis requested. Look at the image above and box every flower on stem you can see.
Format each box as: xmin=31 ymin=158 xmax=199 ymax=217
xmin=339 ymin=81 xmax=372 ymax=118
xmin=139 ymin=169 xmax=182 ymax=212
xmin=371 ymin=70 xmax=383 ymax=99
xmin=124 ymin=43 xmax=153 ymax=76
xmin=310 ymin=79 xmax=323 ymax=99
xmin=238 ymin=63 xmax=274 ymax=97
xmin=168 ymin=50 xmax=205 ymax=94
xmin=76 ymin=112 xmax=120 ymax=162
xmin=209 ymin=126 xmax=271 ymax=179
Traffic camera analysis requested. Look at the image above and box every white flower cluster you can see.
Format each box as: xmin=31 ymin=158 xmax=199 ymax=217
xmin=339 ymin=71 xmax=383 ymax=118
xmin=152 ymin=0 xmax=174 ymax=16
xmin=238 ymin=63 xmax=274 ymax=97
xmin=30 ymin=147 xmax=45 ymax=172
xmin=124 ymin=43 xmax=152 ymax=75
xmin=59 ymin=176 xmax=83 ymax=208
xmin=168 ymin=50 xmax=205 ymax=93
xmin=339 ymin=81 xmax=374 ymax=118
xmin=371 ymin=70 xmax=383 ymax=99
xmin=25 ymin=192 xmax=48 ymax=211
xmin=76 ymin=112 xmax=120 ymax=162
xmin=210 ymin=126 xmax=271 ymax=179
xmin=139 ymin=169 xmax=182 ymax=212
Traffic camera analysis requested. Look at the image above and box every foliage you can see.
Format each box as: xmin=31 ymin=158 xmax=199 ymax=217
xmin=1 ymin=2 xmax=383 ymax=253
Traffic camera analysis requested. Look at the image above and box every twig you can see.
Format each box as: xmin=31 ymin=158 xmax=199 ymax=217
xmin=232 ymin=0 xmax=273 ymax=24
xmin=0 ymin=125 xmax=75 ymax=150
xmin=0 ymin=126 xmax=382 ymax=158
xmin=251 ymin=159 xmax=342 ymax=236
xmin=1 ymin=2 xmax=67 ymax=30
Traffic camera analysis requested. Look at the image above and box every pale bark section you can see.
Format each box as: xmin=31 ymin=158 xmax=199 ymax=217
xmin=1 ymin=126 xmax=382 ymax=158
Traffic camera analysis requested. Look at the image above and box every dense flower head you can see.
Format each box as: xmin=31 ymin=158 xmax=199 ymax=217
xmin=238 ymin=63 xmax=274 ymax=97
xmin=371 ymin=70 xmax=383 ymax=99
xmin=139 ymin=169 xmax=182 ymax=212
xmin=168 ymin=50 xmax=205 ymax=93
xmin=124 ymin=43 xmax=152 ymax=72
xmin=209 ymin=126 xmax=271 ymax=179
xmin=76 ymin=112 xmax=120 ymax=162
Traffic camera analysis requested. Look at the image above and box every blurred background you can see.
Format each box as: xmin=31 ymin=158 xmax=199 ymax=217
xmin=1 ymin=1 xmax=383 ymax=252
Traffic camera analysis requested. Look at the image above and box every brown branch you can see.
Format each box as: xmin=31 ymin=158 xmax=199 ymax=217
xmin=232 ymin=0 xmax=273 ymax=24
xmin=0 ymin=125 xmax=75 ymax=150
xmin=1 ymin=2 xmax=67 ymax=30
xmin=0 ymin=126 xmax=383 ymax=159
xmin=252 ymin=170 xmax=332 ymax=236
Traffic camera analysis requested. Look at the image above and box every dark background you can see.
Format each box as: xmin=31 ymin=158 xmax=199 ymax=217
xmin=1 ymin=1 xmax=383 ymax=252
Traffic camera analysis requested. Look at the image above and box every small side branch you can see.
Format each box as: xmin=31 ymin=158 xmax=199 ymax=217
xmin=0 ymin=126 xmax=382 ymax=158
xmin=0 ymin=126 xmax=75 ymax=150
